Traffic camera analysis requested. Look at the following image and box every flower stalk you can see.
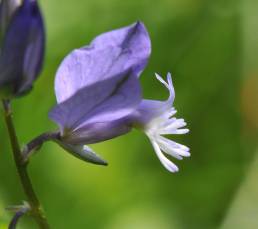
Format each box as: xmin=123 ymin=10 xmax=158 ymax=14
xmin=8 ymin=210 xmax=27 ymax=229
xmin=22 ymin=131 xmax=60 ymax=164
xmin=7 ymin=201 xmax=30 ymax=229
xmin=2 ymin=99 xmax=50 ymax=229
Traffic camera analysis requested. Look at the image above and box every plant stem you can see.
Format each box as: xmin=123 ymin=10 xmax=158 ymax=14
xmin=2 ymin=100 xmax=50 ymax=229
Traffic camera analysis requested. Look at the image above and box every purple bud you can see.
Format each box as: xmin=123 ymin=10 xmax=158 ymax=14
xmin=0 ymin=0 xmax=45 ymax=98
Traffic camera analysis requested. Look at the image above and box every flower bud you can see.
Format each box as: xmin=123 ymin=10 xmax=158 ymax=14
xmin=0 ymin=0 xmax=22 ymax=33
xmin=0 ymin=0 xmax=45 ymax=98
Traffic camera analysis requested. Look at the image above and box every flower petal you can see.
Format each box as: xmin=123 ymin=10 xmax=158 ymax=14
xmin=49 ymin=72 xmax=141 ymax=134
xmin=155 ymin=72 xmax=175 ymax=103
xmin=55 ymin=72 xmax=141 ymax=144
xmin=157 ymin=140 xmax=183 ymax=160
xmin=158 ymin=118 xmax=188 ymax=135
xmin=75 ymin=73 xmax=141 ymax=129
xmin=91 ymin=21 xmax=150 ymax=54
xmin=18 ymin=1 xmax=45 ymax=94
xmin=128 ymin=73 xmax=175 ymax=126
xmin=165 ymin=129 xmax=190 ymax=135
xmin=54 ymin=21 xmax=151 ymax=104
xmin=63 ymin=117 xmax=131 ymax=145
xmin=149 ymin=139 xmax=179 ymax=173
xmin=56 ymin=74 xmax=140 ymax=143
xmin=157 ymin=136 xmax=190 ymax=157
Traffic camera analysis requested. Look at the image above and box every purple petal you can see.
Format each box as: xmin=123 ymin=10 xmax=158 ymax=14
xmin=54 ymin=21 xmax=151 ymax=104
xmin=0 ymin=3 xmax=29 ymax=87
xmin=90 ymin=21 xmax=151 ymax=77
xmin=129 ymin=99 xmax=167 ymax=125
xmin=49 ymin=72 xmax=140 ymax=138
xmin=50 ymin=22 xmax=150 ymax=132
xmin=18 ymin=1 xmax=45 ymax=94
xmin=60 ymin=73 xmax=140 ymax=144
xmin=62 ymin=117 xmax=132 ymax=145
xmin=75 ymin=73 xmax=141 ymax=128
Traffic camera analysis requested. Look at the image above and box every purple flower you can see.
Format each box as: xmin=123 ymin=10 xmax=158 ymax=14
xmin=0 ymin=0 xmax=45 ymax=98
xmin=50 ymin=22 xmax=190 ymax=172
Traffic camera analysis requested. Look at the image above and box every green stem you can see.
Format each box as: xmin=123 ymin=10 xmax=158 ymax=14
xmin=2 ymin=100 xmax=50 ymax=229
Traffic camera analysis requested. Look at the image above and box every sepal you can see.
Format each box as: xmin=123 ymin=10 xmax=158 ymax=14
xmin=6 ymin=201 xmax=30 ymax=213
xmin=56 ymin=140 xmax=108 ymax=166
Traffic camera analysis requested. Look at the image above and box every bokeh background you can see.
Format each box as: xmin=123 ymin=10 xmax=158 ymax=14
xmin=1 ymin=0 xmax=258 ymax=228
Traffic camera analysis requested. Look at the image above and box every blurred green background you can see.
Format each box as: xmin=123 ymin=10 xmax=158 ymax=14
xmin=1 ymin=0 xmax=258 ymax=228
